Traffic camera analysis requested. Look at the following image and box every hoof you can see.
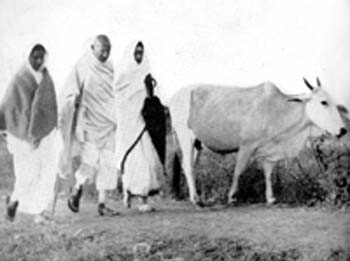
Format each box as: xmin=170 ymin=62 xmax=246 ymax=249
xmin=227 ymin=196 xmax=238 ymax=206
xmin=5 ymin=196 xmax=18 ymax=222
xmin=138 ymin=204 xmax=155 ymax=213
xmin=227 ymin=193 xmax=238 ymax=205
xmin=195 ymin=199 xmax=205 ymax=209
xmin=190 ymin=194 xmax=201 ymax=206
xmin=266 ymin=198 xmax=276 ymax=206
xmin=98 ymin=203 xmax=120 ymax=217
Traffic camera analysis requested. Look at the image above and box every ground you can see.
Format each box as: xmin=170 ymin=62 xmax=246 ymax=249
xmin=0 ymin=136 xmax=349 ymax=260
xmin=0 ymin=195 xmax=349 ymax=261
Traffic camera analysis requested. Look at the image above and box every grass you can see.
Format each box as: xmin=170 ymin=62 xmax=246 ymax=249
xmin=0 ymin=196 xmax=349 ymax=261
xmin=166 ymin=132 xmax=350 ymax=208
xmin=1 ymin=230 xmax=346 ymax=261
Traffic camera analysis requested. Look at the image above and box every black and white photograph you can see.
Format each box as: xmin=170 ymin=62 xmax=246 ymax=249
xmin=0 ymin=0 xmax=349 ymax=260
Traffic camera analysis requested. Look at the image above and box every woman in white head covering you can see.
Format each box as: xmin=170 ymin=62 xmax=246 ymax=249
xmin=0 ymin=43 xmax=59 ymax=223
xmin=115 ymin=41 xmax=164 ymax=212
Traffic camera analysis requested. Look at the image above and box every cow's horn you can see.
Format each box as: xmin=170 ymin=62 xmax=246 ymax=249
xmin=316 ymin=77 xmax=321 ymax=87
xmin=303 ymin=78 xmax=314 ymax=91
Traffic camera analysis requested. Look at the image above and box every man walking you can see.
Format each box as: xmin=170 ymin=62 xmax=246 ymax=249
xmin=59 ymin=35 xmax=118 ymax=216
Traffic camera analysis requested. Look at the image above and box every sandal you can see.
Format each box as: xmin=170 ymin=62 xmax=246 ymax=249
xmin=5 ymin=196 xmax=18 ymax=222
xmin=98 ymin=203 xmax=120 ymax=217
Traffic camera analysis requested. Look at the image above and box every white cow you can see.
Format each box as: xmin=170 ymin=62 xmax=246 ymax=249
xmin=168 ymin=78 xmax=347 ymax=205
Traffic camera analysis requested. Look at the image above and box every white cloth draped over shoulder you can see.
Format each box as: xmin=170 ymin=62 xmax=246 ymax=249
xmin=58 ymin=48 xmax=117 ymax=182
xmin=114 ymin=41 xmax=163 ymax=197
xmin=2 ymin=43 xmax=59 ymax=215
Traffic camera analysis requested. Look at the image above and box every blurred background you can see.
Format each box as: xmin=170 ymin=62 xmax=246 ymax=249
xmin=0 ymin=0 xmax=349 ymax=106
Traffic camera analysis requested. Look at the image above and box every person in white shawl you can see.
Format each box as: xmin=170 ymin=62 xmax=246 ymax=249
xmin=115 ymin=41 xmax=164 ymax=212
xmin=0 ymin=43 xmax=58 ymax=224
xmin=58 ymin=35 xmax=118 ymax=216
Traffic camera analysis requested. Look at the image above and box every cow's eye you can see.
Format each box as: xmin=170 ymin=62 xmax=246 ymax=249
xmin=321 ymin=101 xmax=329 ymax=106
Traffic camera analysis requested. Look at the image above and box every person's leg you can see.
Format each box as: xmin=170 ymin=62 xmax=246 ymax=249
xmin=6 ymin=135 xmax=37 ymax=220
xmin=97 ymin=192 xmax=119 ymax=216
xmin=96 ymin=149 xmax=119 ymax=216
xmin=97 ymin=189 xmax=119 ymax=216
xmin=5 ymin=196 xmax=18 ymax=222
xmin=31 ymin=131 xmax=61 ymax=222
xmin=138 ymin=196 xmax=155 ymax=213
xmin=67 ymin=163 xmax=92 ymax=213
xmin=7 ymin=152 xmax=27 ymax=221
xmin=123 ymin=188 xmax=132 ymax=208
xmin=68 ymin=142 xmax=98 ymax=213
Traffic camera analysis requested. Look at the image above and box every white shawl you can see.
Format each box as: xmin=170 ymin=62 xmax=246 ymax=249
xmin=114 ymin=41 xmax=152 ymax=168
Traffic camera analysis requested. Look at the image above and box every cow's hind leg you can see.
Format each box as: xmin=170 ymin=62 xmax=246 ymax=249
xmin=228 ymin=147 xmax=252 ymax=204
xmin=262 ymin=161 xmax=276 ymax=205
xmin=177 ymin=130 xmax=201 ymax=206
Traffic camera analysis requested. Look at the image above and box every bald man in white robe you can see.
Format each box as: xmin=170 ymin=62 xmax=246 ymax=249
xmin=58 ymin=35 xmax=118 ymax=216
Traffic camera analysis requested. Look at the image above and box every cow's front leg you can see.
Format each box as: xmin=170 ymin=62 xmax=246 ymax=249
xmin=262 ymin=160 xmax=276 ymax=205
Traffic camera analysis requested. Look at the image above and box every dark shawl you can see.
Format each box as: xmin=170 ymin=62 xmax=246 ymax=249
xmin=0 ymin=65 xmax=57 ymax=144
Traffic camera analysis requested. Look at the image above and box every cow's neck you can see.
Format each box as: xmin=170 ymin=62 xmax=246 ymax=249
xmin=280 ymin=101 xmax=313 ymax=158
xmin=271 ymin=100 xmax=311 ymax=139
xmin=257 ymin=100 xmax=313 ymax=161
xmin=286 ymin=101 xmax=312 ymax=135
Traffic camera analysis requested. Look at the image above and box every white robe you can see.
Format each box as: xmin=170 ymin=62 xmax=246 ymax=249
xmin=114 ymin=41 xmax=163 ymax=196
xmin=59 ymin=49 xmax=117 ymax=191
xmin=8 ymin=130 xmax=60 ymax=214
xmin=4 ymin=45 xmax=59 ymax=215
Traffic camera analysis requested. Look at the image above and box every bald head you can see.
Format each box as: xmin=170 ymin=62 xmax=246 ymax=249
xmin=91 ymin=34 xmax=111 ymax=62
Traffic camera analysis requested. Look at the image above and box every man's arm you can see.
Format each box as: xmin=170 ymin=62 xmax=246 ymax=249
xmin=59 ymin=64 xmax=86 ymax=143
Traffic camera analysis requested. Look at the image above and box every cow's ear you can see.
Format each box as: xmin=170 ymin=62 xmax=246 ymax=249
xmin=303 ymin=77 xmax=314 ymax=91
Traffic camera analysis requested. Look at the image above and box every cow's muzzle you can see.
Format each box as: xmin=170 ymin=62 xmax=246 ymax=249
xmin=336 ymin=127 xmax=347 ymax=138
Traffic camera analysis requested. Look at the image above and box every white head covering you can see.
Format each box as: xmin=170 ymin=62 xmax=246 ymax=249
xmin=25 ymin=43 xmax=48 ymax=84
xmin=114 ymin=40 xmax=151 ymax=97
xmin=113 ymin=40 xmax=154 ymax=172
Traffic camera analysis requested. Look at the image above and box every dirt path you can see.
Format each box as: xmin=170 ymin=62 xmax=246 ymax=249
xmin=1 ymin=197 xmax=349 ymax=260
xmin=53 ymin=198 xmax=349 ymax=250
